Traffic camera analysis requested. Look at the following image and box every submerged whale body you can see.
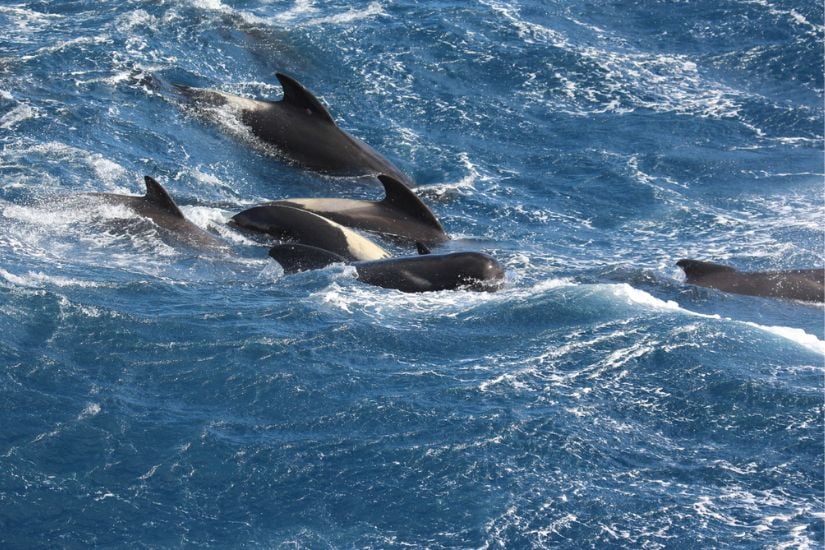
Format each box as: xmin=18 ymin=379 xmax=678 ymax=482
xmin=268 ymin=243 xmax=505 ymax=293
xmin=176 ymin=73 xmax=413 ymax=186
xmin=230 ymin=203 xmax=390 ymax=262
xmin=254 ymin=174 xmax=447 ymax=246
xmin=86 ymin=176 xmax=228 ymax=252
xmin=677 ymin=259 xmax=824 ymax=303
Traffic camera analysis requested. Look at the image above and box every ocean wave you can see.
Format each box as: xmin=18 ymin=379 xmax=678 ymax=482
xmin=0 ymin=140 xmax=131 ymax=190
xmin=0 ymin=102 xmax=39 ymax=129
xmin=0 ymin=268 xmax=109 ymax=289
xmin=611 ymin=283 xmax=825 ymax=355
xmin=184 ymin=0 xmax=385 ymax=28
xmin=481 ymin=0 xmax=743 ymax=118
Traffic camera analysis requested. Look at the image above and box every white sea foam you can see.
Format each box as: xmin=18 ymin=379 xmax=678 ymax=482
xmin=742 ymin=323 xmax=825 ymax=355
xmin=416 ymin=152 xmax=491 ymax=199
xmin=743 ymin=1 xmax=825 ymax=37
xmin=21 ymin=35 xmax=112 ymax=61
xmin=609 ymin=283 xmax=825 ymax=355
xmin=0 ymin=103 xmax=39 ymax=129
xmin=311 ymin=275 xmax=577 ymax=322
xmin=482 ymin=0 xmax=741 ymax=118
xmin=272 ymin=0 xmax=319 ymax=23
xmin=2 ymin=141 xmax=130 ymax=190
xmin=0 ymin=5 xmax=63 ymax=42
xmin=77 ymin=403 xmax=101 ymax=420
xmin=114 ymin=9 xmax=159 ymax=33
xmin=187 ymin=0 xmax=383 ymax=27
xmin=178 ymin=204 xmax=257 ymax=245
xmin=0 ymin=268 xmax=106 ymax=289
xmin=306 ymin=2 xmax=385 ymax=25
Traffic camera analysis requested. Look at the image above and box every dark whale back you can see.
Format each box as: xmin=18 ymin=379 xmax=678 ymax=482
xmin=86 ymin=176 xmax=227 ymax=251
xmin=269 ymin=243 xmax=505 ymax=293
xmin=178 ymin=74 xmax=413 ymax=186
xmin=677 ymin=259 xmax=824 ymax=302
xmin=263 ymin=174 xmax=447 ymax=245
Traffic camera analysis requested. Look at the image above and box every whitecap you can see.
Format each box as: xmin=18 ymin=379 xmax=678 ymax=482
xmin=0 ymin=268 xmax=106 ymax=289
xmin=741 ymin=323 xmax=825 ymax=355
xmin=608 ymin=283 xmax=825 ymax=355
xmin=77 ymin=403 xmax=102 ymax=420
xmin=21 ymin=35 xmax=112 ymax=61
xmin=306 ymin=2 xmax=385 ymax=26
xmin=0 ymin=103 xmax=39 ymax=129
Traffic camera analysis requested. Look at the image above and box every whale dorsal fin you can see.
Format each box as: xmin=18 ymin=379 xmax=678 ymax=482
xmin=269 ymin=244 xmax=347 ymax=274
xmin=143 ymin=176 xmax=184 ymax=218
xmin=677 ymin=259 xmax=737 ymax=280
xmin=276 ymin=73 xmax=335 ymax=124
xmin=416 ymin=242 xmax=431 ymax=255
xmin=378 ymin=175 xmax=445 ymax=232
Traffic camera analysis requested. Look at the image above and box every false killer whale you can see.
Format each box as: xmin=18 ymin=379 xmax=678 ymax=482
xmin=176 ymin=73 xmax=413 ymax=186
xmin=230 ymin=204 xmax=390 ymax=262
xmin=251 ymin=174 xmax=447 ymax=246
xmin=677 ymin=259 xmax=824 ymax=303
xmin=268 ymin=243 xmax=505 ymax=293
xmin=85 ymin=176 xmax=229 ymax=252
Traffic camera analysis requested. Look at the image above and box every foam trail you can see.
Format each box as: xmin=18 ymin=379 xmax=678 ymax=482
xmin=612 ymin=284 xmax=825 ymax=355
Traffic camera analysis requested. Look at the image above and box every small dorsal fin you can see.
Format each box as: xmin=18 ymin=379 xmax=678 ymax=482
xmin=378 ymin=175 xmax=445 ymax=232
xmin=677 ymin=259 xmax=737 ymax=280
xmin=416 ymin=242 xmax=431 ymax=255
xmin=276 ymin=73 xmax=335 ymax=124
xmin=143 ymin=176 xmax=184 ymax=218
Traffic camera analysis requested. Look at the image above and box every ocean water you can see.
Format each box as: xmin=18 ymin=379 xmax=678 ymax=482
xmin=0 ymin=0 xmax=823 ymax=547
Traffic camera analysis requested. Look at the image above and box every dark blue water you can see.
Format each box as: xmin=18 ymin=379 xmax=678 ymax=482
xmin=1 ymin=0 xmax=823 ymax=547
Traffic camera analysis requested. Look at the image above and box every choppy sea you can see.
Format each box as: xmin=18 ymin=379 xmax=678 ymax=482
xmin=1 ymin=0 xmax=823 ymax=547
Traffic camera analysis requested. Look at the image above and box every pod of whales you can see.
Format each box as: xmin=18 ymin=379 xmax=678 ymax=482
xmin=677 ymin=259 xmax=824 ymax=303
xmin=176 ymin=73 xmax=414 ymax=186
xmin=268 ymin=243 xmax=505 ymax=293
xmin=47 ymin=61 xmax=502 ymax=294
xmin=27 ymin=67 xmax=824 ymax=299
xmin=247 ymin=174 xmax=447 ymax=245
xmin=86 ymin=176 xmax=228 ymax=252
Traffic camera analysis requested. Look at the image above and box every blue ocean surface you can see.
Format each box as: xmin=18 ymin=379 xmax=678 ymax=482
xmin=1 ymin=0 xmax=823 ymax=547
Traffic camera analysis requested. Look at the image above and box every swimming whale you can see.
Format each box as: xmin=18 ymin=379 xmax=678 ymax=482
xmin=86 ymin=176 xmax=229 ymax=252
xmin=251 ymin=174 xmax=447 ymax=246
xmin=677 ymin=259 xmax=824 ymax=303
xmin=268 ymin=243 xmax=505 ymax=293
xmin=230 ymin=204 xmax=390 ymax=262
xmin=176 ymin=73 xmax=414 ymax=186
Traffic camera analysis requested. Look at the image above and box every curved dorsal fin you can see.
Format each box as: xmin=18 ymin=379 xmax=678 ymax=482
xmin=416 ymin=242 xmax=431 ymax=255
xmin=378 ymin=175 xmax=445 ymax=232
xmin=276 ymin=73 xmax=335 ymax=124
xmin=143 ymin=176 xmax=184 ymax=218
xmin=677 ymin=259 xmax=737 ymax=280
